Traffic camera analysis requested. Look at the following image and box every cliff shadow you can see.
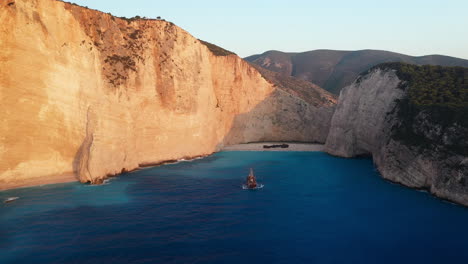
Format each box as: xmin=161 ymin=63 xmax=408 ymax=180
xmin=72 ymin=140 xmax=86 ymax=183
xmin=217 ymin=88 xmax=335 ymax=149
xmin=72 ymin=106 xmax=97 ymax=184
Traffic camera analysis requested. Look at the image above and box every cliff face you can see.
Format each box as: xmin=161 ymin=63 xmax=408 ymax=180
xmin=223 ymin=88 xmax=335 ymax=144
xmin=325 ymin=69 xmax=404 ymax=157
xmin=223 ymin=62 xmax=336 ymax=144
xmin=0 ymin=0 xmax=335 ymax=189
xmin=325 ymin=66 xmax=468 ymax=206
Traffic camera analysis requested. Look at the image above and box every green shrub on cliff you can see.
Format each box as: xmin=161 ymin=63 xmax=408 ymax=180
xmin=375 ymin=62 xmax=468 ymax=108
xmin=370 ymin=62 xmax=468 ymax=156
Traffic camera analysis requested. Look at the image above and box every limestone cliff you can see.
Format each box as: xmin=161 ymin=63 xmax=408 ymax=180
xmin=325 ymin=64 xmax=468 ymax=206
xmin=0 ymin=0 xmax=335 ymax=189
xmin=222 ymin=63 xmax=336 ymax=144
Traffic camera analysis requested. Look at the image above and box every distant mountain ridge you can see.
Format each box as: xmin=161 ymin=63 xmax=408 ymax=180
xmin=245 ymin=49 xmax=468 ymax=94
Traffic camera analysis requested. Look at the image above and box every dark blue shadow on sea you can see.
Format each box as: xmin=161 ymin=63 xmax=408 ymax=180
xmin=1 ymin=151 xmax=468 ymax=263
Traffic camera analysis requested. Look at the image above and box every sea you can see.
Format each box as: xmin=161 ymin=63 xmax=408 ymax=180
xmin=1 ymin=151 xmax=468 ymax=263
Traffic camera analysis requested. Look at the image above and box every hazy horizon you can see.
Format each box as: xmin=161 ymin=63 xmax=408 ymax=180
xmin=70 ymin=0 xmax=468 ymax=60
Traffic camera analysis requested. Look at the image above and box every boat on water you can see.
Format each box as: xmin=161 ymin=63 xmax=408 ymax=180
xmin=246 ymin=168 xmax=257 ymax=188
xmin=4 ymin=197 xmax=19 ymax=203
xmin=243 ymin=168 xmax=263 ymax=190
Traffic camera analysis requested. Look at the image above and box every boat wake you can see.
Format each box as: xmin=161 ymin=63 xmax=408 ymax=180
xmin=242 ymin=184 xmax=264 ymax=190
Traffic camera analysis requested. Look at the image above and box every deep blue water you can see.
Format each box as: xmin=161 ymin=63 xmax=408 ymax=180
xmin=1 ymin=151 xmax=468 ymax=263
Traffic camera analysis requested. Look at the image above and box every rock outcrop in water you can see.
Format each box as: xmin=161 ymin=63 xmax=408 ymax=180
xmin=0 ymin=0 xmax=335 ymax=189
xmin=325 ymin=63 xmax=468 ymax=206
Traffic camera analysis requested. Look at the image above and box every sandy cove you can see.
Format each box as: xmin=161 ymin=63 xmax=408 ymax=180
xmin=222 ymin=142 xmax=324 ymax=151
xmin=0 ymin=143 xmax=323 ymax=192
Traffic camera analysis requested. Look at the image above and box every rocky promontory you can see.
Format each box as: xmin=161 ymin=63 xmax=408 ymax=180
xmin=326 ymin=63 xmax=468 ymax=205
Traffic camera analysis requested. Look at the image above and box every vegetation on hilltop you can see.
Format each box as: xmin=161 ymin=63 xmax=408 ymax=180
xmin=369 ymin=62 xmax=468 ymax=156
xmin=199 ymin=40 xmax=236 ymax=57
xmin=374 ymin=62 xmax=468 ymax=108
xmin=59 ymin=1 xmax=167 ymax=23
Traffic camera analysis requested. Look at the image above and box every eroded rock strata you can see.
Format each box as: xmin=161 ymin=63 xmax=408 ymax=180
xmin=0 ymin=0 xmax=335 ymax=188
xmin=326 ymin=64 xmax=468 ymax=205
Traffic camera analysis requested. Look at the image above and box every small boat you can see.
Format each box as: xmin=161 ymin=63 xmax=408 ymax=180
xmin=4 ymin=197 xmax=19 ymax=203
xmin=242 ymin=168 xmax=263 ymax=190
xmin=246 ymin=168 xmax=257 ymax=189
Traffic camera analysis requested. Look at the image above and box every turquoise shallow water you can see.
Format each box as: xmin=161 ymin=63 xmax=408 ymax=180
xmin=1 ymin=151 xmax=468 ymax=263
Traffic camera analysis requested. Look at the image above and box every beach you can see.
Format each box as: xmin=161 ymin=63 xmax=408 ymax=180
xmin=0 ymin=173 xmax=77 ymax=192
xmin=0 ymin=143 xmax=324 ymax=192
xmin=222 ymin=142 xmax=324 ymax=151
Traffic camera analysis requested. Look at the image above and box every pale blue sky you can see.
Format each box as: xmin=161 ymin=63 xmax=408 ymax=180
xmin=71 ymin=0 xmax=468 ymax=59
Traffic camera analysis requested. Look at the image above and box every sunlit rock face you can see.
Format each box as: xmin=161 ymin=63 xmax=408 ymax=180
xmin=0 ymin=0 xmax=335 ymax=188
